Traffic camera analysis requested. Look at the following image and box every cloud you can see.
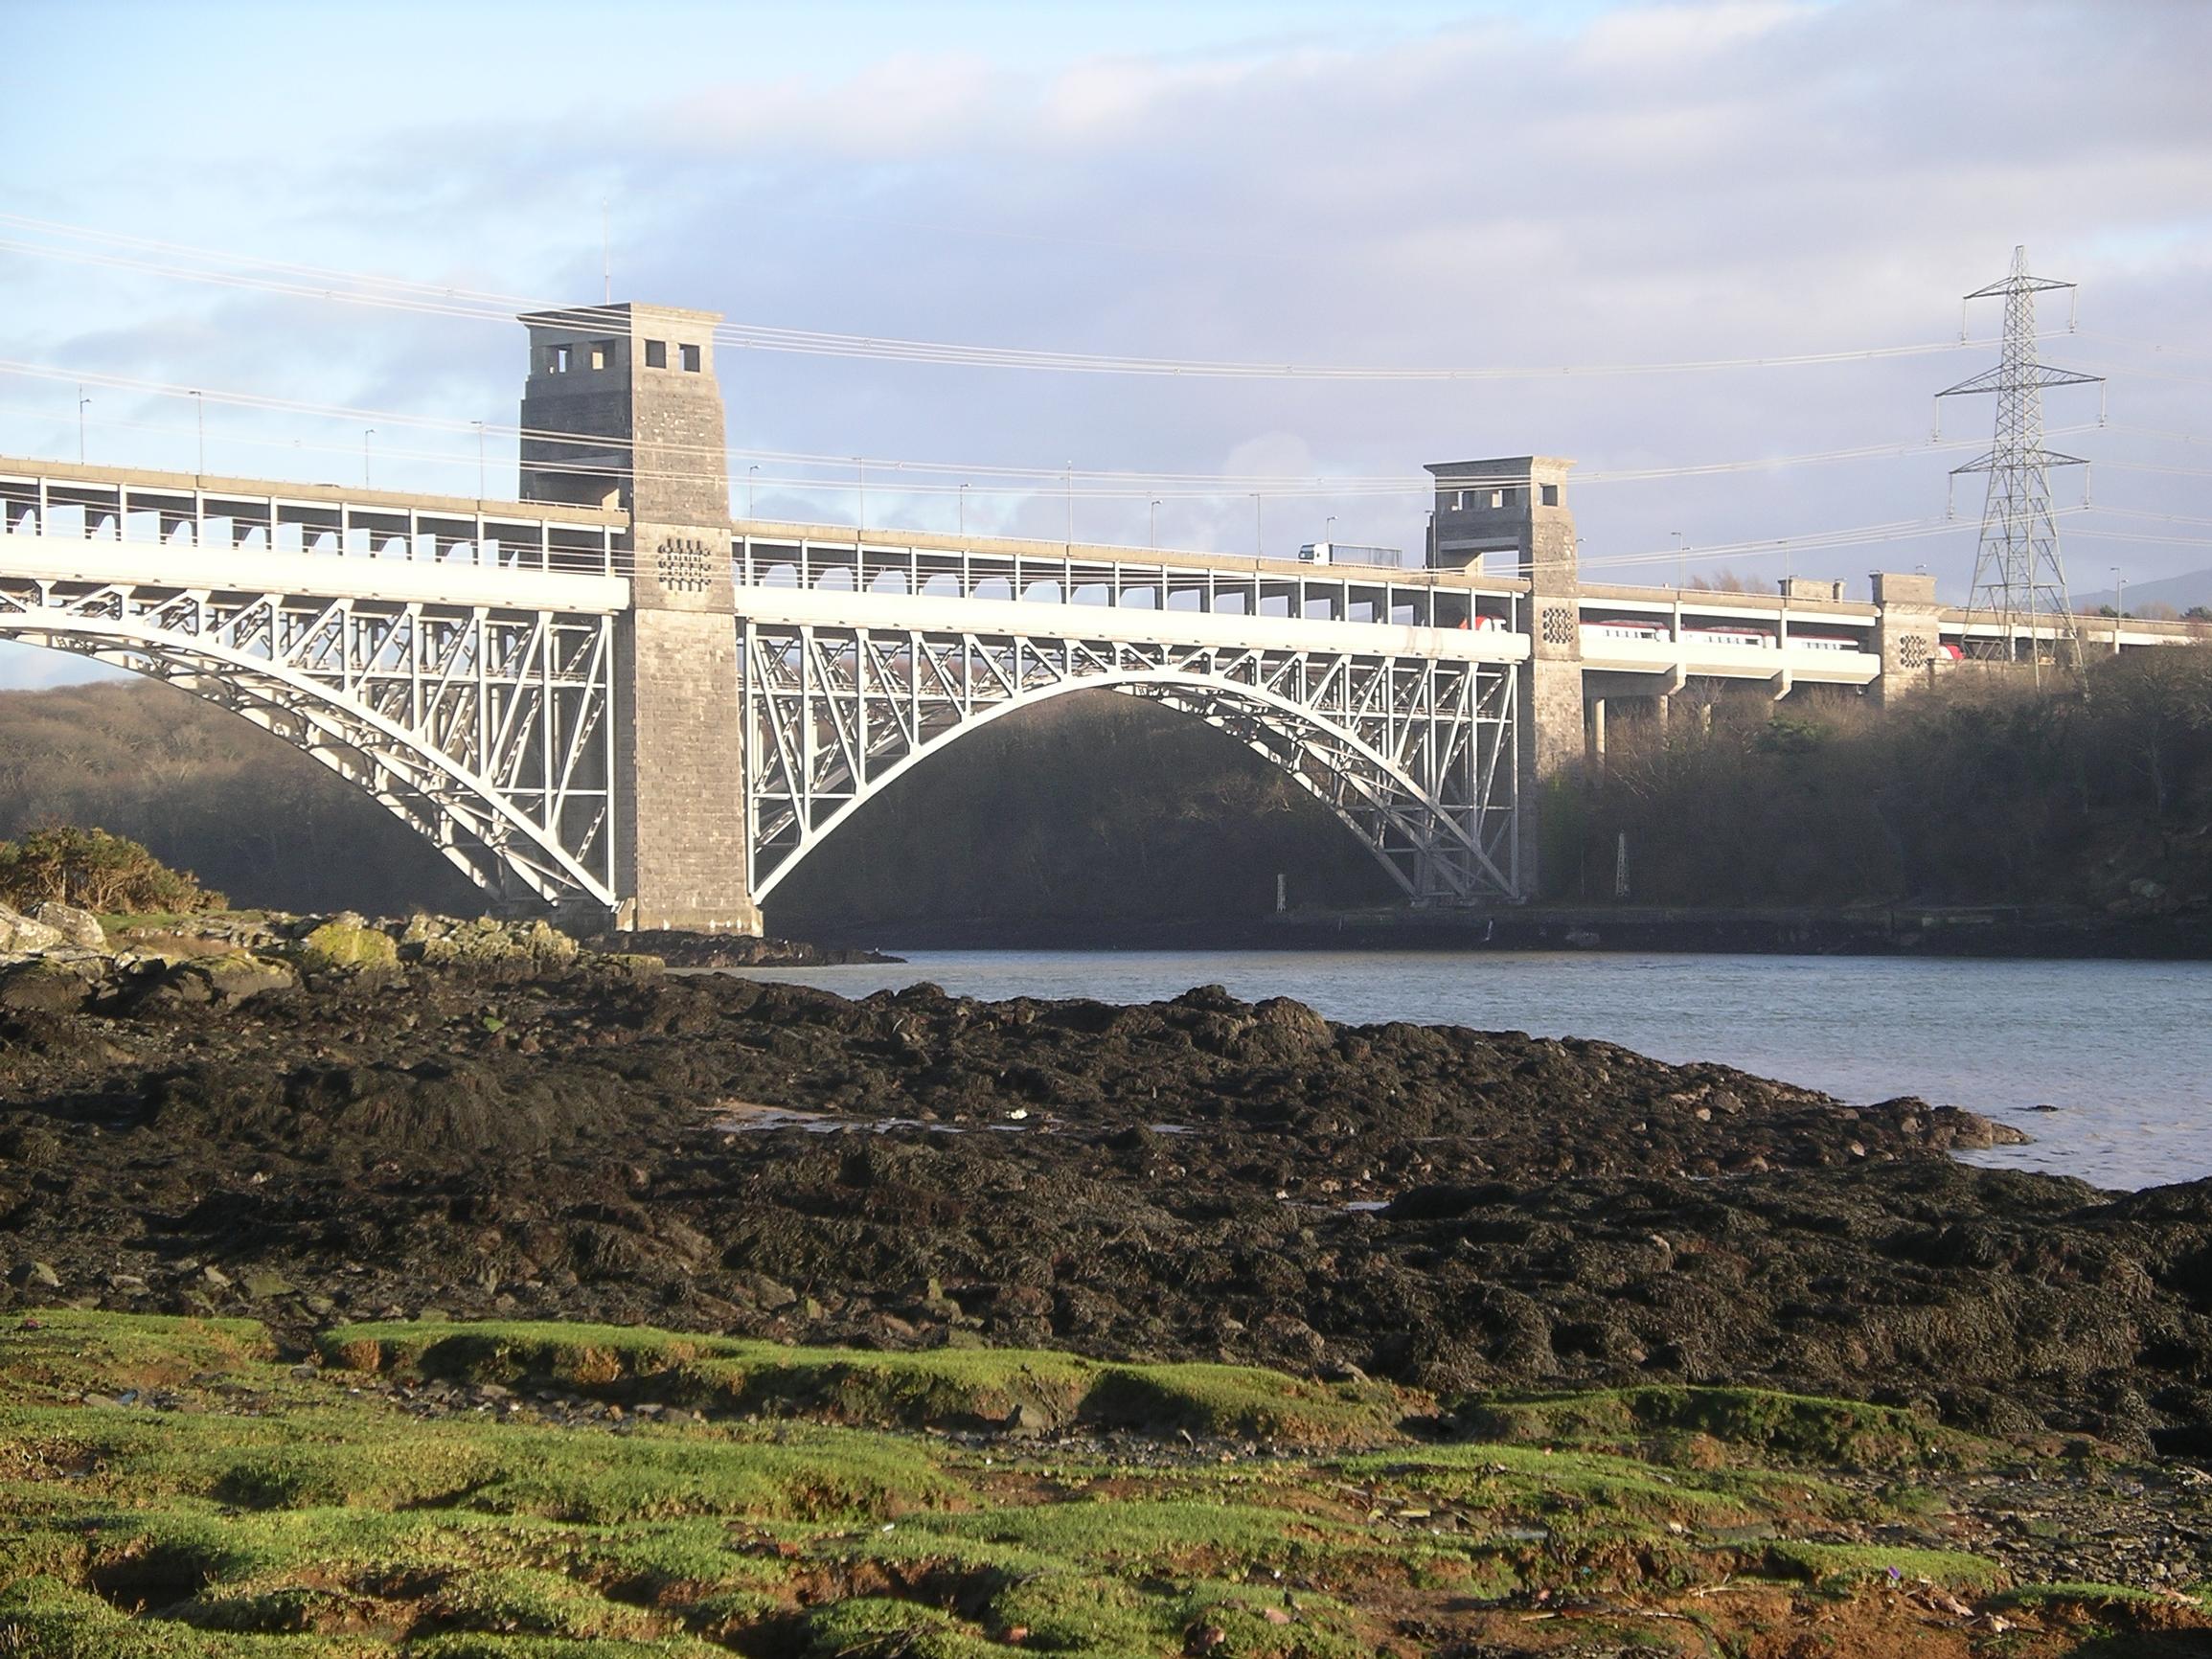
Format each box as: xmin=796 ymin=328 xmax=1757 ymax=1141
xmin=4 ymin=0 xmax=2208 ymax=666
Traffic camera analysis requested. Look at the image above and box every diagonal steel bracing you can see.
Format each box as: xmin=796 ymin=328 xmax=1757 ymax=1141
xmin=741 ymin=621 xmax=1518 ymax=902
xmin=0 ymin=576 xmax=616 ymax=908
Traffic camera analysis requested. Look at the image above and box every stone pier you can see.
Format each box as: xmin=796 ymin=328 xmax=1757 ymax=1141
xmin=1428 ymin=456 xmax=1582 ymax=897
xmin=519 ymin=303 xmax=761 ymax=933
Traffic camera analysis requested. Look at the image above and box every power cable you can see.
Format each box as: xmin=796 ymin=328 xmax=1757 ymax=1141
xmin=0 ymin=360 xmax=2102 ymax=500
xmin=2 ymin=221 xmax=2017 ymax=383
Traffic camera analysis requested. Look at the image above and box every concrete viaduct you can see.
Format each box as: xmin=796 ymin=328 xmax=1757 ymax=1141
xmin=0 ymin=302 xmax=2195 ymax=932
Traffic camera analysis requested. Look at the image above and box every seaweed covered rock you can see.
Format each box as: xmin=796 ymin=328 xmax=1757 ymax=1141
xmin=0 ymin=965 xmax=2207 ymax=1452
xmin=130 ymin=949 xmax=297 ymax=1009
xmin=0 ymin=957 xmax=103 ymax=1013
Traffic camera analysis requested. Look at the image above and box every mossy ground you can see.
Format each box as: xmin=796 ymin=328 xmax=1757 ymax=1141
xmin=0 ymin=1312 xmax=2203 ymax=1657
xmin=322 ymin=1321 xmax=1409 ymax=1447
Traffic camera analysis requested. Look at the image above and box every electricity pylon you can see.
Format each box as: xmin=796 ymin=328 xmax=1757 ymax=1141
xmin=1936 ymin=246 xmax=2102 ymax=682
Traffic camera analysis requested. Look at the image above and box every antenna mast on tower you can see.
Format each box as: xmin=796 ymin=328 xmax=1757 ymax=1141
xmin=1936 ymin=246 xmax=2101 ymax=682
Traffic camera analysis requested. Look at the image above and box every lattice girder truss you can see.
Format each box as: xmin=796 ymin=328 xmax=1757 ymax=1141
xmin=0 ymin=578 xmax=616 ymax=908
xmin=742 ymin=623 xmax=1518 ymax=902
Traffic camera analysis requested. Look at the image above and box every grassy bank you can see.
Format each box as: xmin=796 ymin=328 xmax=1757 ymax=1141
xmin=0 ymin=1313 xmax=2205 ymax=1656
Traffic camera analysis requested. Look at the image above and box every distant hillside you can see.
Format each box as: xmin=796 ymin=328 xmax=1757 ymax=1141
xmin=1569 ymin=646 xmax=2212 ymax=911
xmin=765 ymin=689 xmax=1397 ymax=932
xmin=2072 ymin=566 xmax=2212 ymax=615
xmin=0 ymin=681 xmax=479 ymax=916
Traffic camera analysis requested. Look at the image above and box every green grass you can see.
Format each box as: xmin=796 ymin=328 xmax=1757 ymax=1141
xmin=0 ymin=1311 xmax=2192 ymax=1658
xmin=2 ymin=1310 xmax=278 ymax=1403
xmin=0 ymin=1407 xmax=954 ymax=1524
xmin=320 ymin=1320 xmax=1408 ymax=1446
xmin=1449 ymin=1383 xmax=1982 ymax=1469
xmin=1765 ymin=1540 xmax=2005 ymax=1591
xmin=1995 ymin=1581 xmax=2212 ymax=1609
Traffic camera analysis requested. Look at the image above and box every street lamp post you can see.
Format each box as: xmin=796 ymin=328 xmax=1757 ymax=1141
xmin=1065 ymin=463 xmax=1074 ymax=546
xmin=1150 ymin=497 xmax=1161 ymax=548
xmin=1324 ymin=513 xmax=1335 ymax=549
xmin=363 ymin=429 xmax=375 ymax=489
xmin=77 ymin=387 xmax=89 ymax=463
xmin=473 ymin=420 xmax=486 ymax=497
xmin=2112 ymin=565 xmax=2125 ymax=655
xmin=958 ymin=482 xmax=969 ymax=535
xmin=747 ymin=464 xmax=759 ymax=517
xmin=191 ymin=390 xmax=204 ymax=476
xmin=1252 ymin=493 xmax=1262 ymax=557
xmin=1672 ymin=530 xmax=1687 ymax=590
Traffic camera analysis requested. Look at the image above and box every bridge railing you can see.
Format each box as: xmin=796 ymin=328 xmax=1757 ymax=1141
xmin=728 ymin=530 xmax=1526 ymax=635
xmin=0 ymin=463 xmax=623 ymax=578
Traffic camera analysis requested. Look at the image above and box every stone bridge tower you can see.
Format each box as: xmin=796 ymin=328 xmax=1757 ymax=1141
xmin=519 ymin=304 xmax=761 ymax=933
xmin=1427 ymin=456 xmax=1581 ymax=898
xmin=1869 ymin=571 xmax=1945 ymax=708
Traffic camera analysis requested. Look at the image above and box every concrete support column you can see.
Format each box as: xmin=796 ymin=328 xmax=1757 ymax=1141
xmin=1587 ymin=696 xmax=1607 ymax=768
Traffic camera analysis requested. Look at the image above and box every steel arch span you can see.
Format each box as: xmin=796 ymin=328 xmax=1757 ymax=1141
xmin=741 ymin=622 xmax=1520 ymax=904
xmin=0 ymin=577 xmax=618 ymax=909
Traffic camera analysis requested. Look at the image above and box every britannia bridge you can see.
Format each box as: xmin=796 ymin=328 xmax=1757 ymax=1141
xmin=0 ymin=304 xmax=2192 ymax=932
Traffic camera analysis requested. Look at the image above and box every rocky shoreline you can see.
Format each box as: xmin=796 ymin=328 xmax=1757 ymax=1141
xmin=6 ymin=909 xmax=2212 ymax=1470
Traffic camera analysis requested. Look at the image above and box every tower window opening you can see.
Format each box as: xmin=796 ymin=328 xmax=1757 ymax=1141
xmin=590 ymin=339 xmax=616 ymax=371
xmin=1541 ymin=483 xmax=1560 ymax=507
xmin=545 ymin=344 xmax=572 ymax=374
xmin=680 ymin=343 xmax=702 ymax=373
xmin=1490 ymin=489 xmax=1504 ymax=509
xmin=645 ymin=339 xmax=668 ymax=369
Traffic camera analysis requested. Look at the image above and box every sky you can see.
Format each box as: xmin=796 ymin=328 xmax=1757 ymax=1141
xmin=3 ymin=0 xmax=2209 ymax=688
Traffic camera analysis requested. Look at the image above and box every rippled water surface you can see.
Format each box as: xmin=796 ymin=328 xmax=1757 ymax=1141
xmin=730 ymin=949 xmax=2212 ymax=1192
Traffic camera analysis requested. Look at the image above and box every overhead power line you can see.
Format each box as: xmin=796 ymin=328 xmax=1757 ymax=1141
xmin=0 ymin=359 xmax=2096 ymax=501
xmin=2 ymin=216 xmax=2011 ymax=383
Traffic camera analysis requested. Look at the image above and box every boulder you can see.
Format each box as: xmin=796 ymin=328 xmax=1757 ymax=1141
xmin=403 ymin=915 xmax=580 ymax=973
xmin=0 ymin=958 xmax=102 ymax=1014
xmin=296 ymin=915 xmax=399 ymax=972
xmin=32 ymin=901 xmax=106 ymax=950
xmin=0 ymin=903 xmax=65 ymax=954
xmin=138 ymin=950 xmax=298 ymax=1009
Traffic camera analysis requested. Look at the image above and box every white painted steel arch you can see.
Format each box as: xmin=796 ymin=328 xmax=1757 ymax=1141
xmin=744 ymin=629 xmax=1517 ymax=904
xmin=0 ymin=589 xmax=617 ymax=909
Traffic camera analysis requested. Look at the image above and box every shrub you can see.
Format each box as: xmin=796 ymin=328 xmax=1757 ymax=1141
xmin=0 ymin=826 xmax=224 ymax=915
